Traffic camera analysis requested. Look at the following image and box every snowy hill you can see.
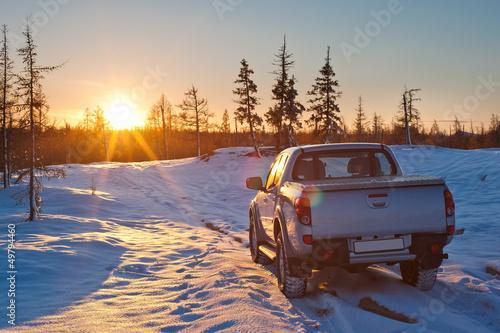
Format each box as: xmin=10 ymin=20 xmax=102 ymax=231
xmin=0 ymin=146 xmax=499 ymax=332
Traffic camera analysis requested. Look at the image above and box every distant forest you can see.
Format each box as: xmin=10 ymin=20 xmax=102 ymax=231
xmin=14 ymin=110 xmax=500 ymax=165
xmin=2 ymin=22 xmax=500 ymax=174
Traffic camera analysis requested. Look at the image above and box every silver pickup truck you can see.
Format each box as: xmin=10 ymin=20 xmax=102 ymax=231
xmin=246 ymin=143 xmax=456 ymax=298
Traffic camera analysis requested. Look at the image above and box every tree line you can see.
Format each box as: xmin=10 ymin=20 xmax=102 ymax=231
xmin=2 ymin=24 xmax=500 ymax=220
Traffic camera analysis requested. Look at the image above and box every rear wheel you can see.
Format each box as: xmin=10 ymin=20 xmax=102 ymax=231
xmin=249 ymin=215 xmax=273 ymax=265
xmin=276 ymin=232 xmax=307 ymax=298
xmin=400 ymin=261 xmax=438 ymax=291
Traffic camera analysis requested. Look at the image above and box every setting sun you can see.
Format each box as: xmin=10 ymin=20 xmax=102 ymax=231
xmin=106 ymin=102 xmax=141 ymax=129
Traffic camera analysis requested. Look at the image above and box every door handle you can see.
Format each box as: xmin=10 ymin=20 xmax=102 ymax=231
xmin=366 ymin=193 xmax=391 ymax=209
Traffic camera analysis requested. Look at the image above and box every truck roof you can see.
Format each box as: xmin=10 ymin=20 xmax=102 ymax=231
xmin=282 ymin=143 xmax=388 ymax=155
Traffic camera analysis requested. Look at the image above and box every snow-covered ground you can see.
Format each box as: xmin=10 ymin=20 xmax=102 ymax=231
xmin=0 ymin=145 xmax=499 ymax=332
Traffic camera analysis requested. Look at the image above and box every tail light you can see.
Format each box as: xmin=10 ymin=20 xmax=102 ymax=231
xmin=430 ymin=244 xmax=440 ymax=253
xmin=444 ymin=189 xmax=455 ymax=217
xmin=295 ymin=197 xmax=311 ymax=225
xmin=303 ymin=235 xmax=312 ymax=245
xmin=322 ymin=250 xmax=333 ymax=260
xmin=447 ymin=225 xmax=455 ymax=236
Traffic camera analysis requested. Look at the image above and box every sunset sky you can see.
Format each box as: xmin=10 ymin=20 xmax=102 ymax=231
xmin=1 ymin=0 xmax=499 ymax=130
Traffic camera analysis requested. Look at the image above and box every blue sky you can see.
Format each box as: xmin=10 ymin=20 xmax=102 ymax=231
xmin=1 ymin=0 xmax=499 ymax=130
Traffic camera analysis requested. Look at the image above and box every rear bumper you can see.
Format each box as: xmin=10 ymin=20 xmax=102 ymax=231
xmin=295 ymin=233 xmax=448 ymax=275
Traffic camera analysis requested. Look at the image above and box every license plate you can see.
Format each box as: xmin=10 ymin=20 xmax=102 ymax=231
xmin=354 ymin=238 xmax=404 ymax=254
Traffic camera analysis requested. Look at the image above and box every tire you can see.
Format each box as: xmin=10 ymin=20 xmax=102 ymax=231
xmin=276 ymin=232 xmax=307 ymax=298
xmin=249 ymin=216 xmax=273 ymax=265
xmin=400 ymin=261 xmax=438 ymax=291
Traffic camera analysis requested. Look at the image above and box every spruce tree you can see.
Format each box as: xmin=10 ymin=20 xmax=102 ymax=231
xmin=89 ymin=106 xmax=109 ymax=161
xmin=282 ymin=75 xmax=304 ymax=147
xmin=307 ymin=46 xmax=342 ymax=144
xmin=428 ymin=120 xmax=440 ymax=145
xmin=489 ymin=114 xmax=500 ymax=146
xmin=233 ymin=59 xmax=261 ymax=157
xmin=220 ymin=109 xmax=231 ymax=146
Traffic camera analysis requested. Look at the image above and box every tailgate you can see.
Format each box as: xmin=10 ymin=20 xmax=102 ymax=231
xmin=293 ymin=176 xmax=447 ymax=239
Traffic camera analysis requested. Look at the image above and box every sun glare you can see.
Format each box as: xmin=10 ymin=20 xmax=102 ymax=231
xmin=107 ymin=102 xmax=140 ymax=129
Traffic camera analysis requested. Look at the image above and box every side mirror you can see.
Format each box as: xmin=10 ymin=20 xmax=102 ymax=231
xmin=246 ymin=177 xmax=263 ymax=190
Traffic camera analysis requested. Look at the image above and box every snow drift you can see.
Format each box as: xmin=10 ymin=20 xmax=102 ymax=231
xmin=0 ymin=146 xmax=499 ymax=332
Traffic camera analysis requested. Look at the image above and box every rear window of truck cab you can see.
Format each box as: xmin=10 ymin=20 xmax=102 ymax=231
xmin=292 ymin=150 xmax=396 ymax=181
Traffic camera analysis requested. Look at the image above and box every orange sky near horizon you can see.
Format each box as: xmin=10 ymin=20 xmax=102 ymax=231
xmin=1 ymin=0 xmax=500 ymax=131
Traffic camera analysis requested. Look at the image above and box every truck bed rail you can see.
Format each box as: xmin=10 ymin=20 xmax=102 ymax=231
xmin=284 ymin=175 xmax=445 ymax=192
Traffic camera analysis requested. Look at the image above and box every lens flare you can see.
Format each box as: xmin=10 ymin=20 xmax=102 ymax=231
xmin=306 ymin=185 xmax=324 ymax=208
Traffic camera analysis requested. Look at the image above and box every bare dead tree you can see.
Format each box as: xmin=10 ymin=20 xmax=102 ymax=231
xmin=1 ymin=24 xmax=15 ymax=189
xmin=147 ymin=101 xmax=163 ymax=159
xmin=397 ymin=87 xmax=421 ymax=146
xmin=371 ymin=112 xmax=384 ymax=143
xmin=156 ymin=93 xmax=172 ymax=159
xmin=353 ymin=95 xmax=368 ymax=142
xmin=180 ymin=85 xmax=212 ymax=157
xmin=14 ymin=19 xmax=66 ymax=221
xmin=265 ymin=35 xmax=294 ymax=148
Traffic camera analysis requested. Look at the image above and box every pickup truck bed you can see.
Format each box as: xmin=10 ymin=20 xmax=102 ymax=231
xmin=285 ymin=175 xmax=447 ymax=238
